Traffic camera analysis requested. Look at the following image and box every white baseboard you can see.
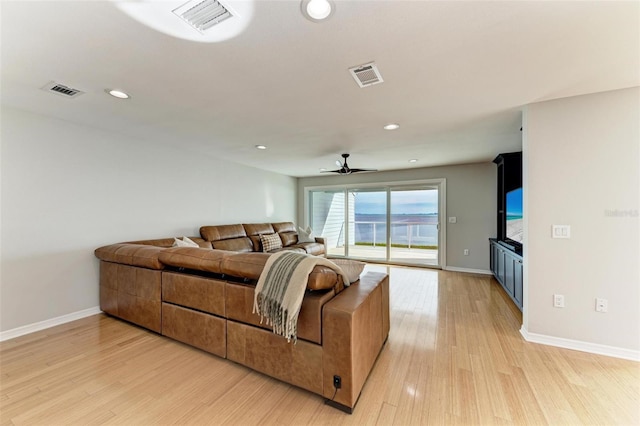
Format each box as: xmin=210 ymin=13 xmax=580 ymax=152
xmin=0 ymin=306 xmax=102 ymax=342
xmin=520 ymin=326 xmax=639 ymax=362
xmin=443 ymin=266 xmax=493 ymax=275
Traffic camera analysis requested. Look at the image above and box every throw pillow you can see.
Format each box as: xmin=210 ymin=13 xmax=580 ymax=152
xmin=172 ymin=236 xmax=199 ymax=248
xmin=297 ymin=226 xmax=316 ymax=243
xmin=330 ymin=259 xmax=365 ymax=283
xmin=260 ymin=233 xmax=283 ymax=252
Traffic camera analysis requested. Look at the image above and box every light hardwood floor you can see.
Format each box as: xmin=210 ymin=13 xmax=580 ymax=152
xmin=1 ymin=266 xmax=638 ymax=425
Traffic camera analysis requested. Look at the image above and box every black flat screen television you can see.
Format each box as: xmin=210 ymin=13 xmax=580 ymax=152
xmin=505 ymin=187 xmax=523 ymax=248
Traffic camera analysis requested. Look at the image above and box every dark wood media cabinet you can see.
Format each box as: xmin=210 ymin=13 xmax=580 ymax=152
xmin=489 ymin=239 xmax=523 ymax=310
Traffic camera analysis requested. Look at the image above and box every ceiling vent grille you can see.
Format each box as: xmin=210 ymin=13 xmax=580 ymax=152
xmin=349 ymin=62 xmax=384 ymax=88
xmin=173 ymin=0 xmax=234 ymax=33
xmin=41 ymin=81 xmax=84 ymax=98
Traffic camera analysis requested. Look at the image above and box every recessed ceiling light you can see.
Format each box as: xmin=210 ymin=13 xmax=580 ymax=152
xmin=255 ymin=145 xmax=267 ymax=150
xmin=384 ymin=123 xmax=400 ymax=130
xmin=409 ymin=159 xmax=418 ymax=163
xmin=106 ymin=89 xmax=130 ymax=99
xmin=301 ymin=0 xmax=334 ymax=22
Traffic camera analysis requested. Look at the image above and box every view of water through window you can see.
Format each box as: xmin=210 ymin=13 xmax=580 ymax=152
xmin=309 ymin=185 xmax=441 ymax=266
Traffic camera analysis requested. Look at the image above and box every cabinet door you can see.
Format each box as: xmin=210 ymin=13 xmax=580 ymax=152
xmin=490 ymin=242 xmax=500 ymax=275
xmin=490 ymin=243 xmax=496 ymax=274
xmin=514 ymin=258 xmax=523 ymax=306
xmin=496 ymin=247 xmax=506 ymax=284
xmin=503 ymin=254 xmax=515 ymax=296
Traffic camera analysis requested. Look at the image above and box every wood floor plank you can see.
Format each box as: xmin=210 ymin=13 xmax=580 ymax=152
xmin=1 ymin=266 xmax=638 ymax=425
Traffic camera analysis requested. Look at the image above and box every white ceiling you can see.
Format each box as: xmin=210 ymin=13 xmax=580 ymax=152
xmin=1 ymin=0 xmax=638 ymax=177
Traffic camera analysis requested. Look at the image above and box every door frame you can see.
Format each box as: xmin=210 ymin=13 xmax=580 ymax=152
xmin=304 ymin=178 xmax=447 ymax=269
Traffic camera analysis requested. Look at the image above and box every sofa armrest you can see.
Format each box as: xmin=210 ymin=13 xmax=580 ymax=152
xmin=321 ymin=271 xmax=390 ymax=410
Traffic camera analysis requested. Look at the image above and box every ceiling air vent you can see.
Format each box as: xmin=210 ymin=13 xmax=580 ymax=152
xmin=41 ymin=81 xmax=84 ymax=98
xmin=348 ymin=62 xmax=384 ymax=88
xmin=173 ymin=0 xmax=234 ymax=34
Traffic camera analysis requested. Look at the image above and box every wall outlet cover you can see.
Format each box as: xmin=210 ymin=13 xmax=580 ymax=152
xmin=553 ymin=294 xmax=565 ymax=308
xmin=552 ymin=225 xmax=571 ymax=239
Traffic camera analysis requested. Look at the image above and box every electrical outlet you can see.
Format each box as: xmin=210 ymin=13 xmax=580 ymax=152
xmin=596 ymin=298 xmax=608 ymax=313
xmin=333 ymin=375 xmax=342 ymax=389
xmin=463 ymin=249 xmax=469 ymax=256
xmin=553 ymin=294 xmax=565 ymax=308
xmin=552 ymin=225 xmax=571 ymax=239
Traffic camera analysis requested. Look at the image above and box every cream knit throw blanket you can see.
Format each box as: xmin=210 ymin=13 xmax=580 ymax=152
xmin=253 ymin=251 xmax=350 ymax=343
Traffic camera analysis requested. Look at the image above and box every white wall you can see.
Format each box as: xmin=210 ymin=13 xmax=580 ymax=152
xmin=297 ymin=163 xmax=497 ymax=271
xmin=523 ymin=87 xmax=639 ymax=353
xmin=0 ymin=107 xmax=296 ymax=332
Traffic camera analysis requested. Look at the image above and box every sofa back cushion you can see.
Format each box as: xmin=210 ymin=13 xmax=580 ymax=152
xmin=272 ymin=222 xmax=296 ymax=233
xmin=95 ymin=244 xmax=166 ymax=269
xmin=243 ymin=223 xmax=274 ymax=236
xmin=212 ymin=237 xmax=254 ymax=252
xmin=125 ymin=237 xmax=211 ymax=249
xmin=279 ymin=232 xmax=298 ymax=247
xmin=159 ymin=247 xmax=233 ymax=274
xmin=200 ymin=224 xmax=247 ymax=242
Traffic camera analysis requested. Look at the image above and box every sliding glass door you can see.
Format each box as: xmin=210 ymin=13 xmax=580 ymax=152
xmin=307 ymin=180 xmax=443 ymax=267
xmin=389 ymin=187 xmax=439 ymax=266
xmin=308 ymin=189 xmax=346 ymax=257
xmin=348 ymin=188 xmax=387 ymax=260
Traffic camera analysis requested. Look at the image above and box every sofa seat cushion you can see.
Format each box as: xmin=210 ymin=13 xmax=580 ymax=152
xmin=269 ymin=246 xmax=306 ymax=254
xmin=95 ymin=244 xmax=165 ymax=270
xmin=293 ymin=242 xmax=325 ymax=256
xmin=158 ymin=247 xmax=235 ymax=274
xmin=220 ymin=252 xmax=339 ymax=291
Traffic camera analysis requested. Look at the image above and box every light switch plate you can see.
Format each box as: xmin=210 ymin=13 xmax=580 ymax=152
xmin=448 ymin=217 xmax=457 ymax=223
xmin=552 ymin=225 xmax=571 ymax=239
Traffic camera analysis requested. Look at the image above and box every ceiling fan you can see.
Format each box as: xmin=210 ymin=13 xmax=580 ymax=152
xmin=322 ymin=153 xmax=378 ymax=175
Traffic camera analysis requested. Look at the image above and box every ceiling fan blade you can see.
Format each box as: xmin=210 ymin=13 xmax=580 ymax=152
xmin=349 ymin=168 xmax=378 ymax=173
xmin=321 ymin=168 xmax=353 ymax=174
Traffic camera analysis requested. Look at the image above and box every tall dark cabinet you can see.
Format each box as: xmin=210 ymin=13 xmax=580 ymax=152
xmin=490 ymin=151 xmax=523 ymax=311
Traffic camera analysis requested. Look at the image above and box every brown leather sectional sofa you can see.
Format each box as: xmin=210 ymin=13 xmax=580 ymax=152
xmin=199 ymin=222 xmax=326 ymax=256
xmin=94 ymin=222 xmax=390 ymax=412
